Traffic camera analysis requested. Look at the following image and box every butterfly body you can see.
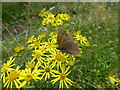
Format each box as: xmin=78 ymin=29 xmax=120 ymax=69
xmin=57 ymin=30 xmax=80 ymax=56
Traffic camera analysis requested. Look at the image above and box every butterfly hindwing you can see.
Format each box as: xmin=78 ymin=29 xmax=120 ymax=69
xmin=59 ymin=40 xmax=80 ymax=56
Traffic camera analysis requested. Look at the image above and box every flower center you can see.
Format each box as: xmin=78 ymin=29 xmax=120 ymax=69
xmin=45 ymin=67 xmax=50 ymax=72
xmin=55 ymin=54 xmax=62 ymax=61
xmin=8 ymin=71 xmax=19 ymax=82
xmin=60 ymin=73 xmax=66 ymax=80
xmin=55 ymin=54 xmax=66 ymax=62
xmin=25 ymin=74 xmax=33 ymax=82
xmin=47 ymin=42 xmax=54 ymax=48
xmin=34 ymin=41 xmax=40 ymax=47
xmin=78 ymin=36 xmax=83 ymax=40
xmin=34 ymin=51 xmax=42 ymax=59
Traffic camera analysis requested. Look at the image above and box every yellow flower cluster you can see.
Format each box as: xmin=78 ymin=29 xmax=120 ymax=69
xmin=39 ymin=10 xmax=71 ymax=26
xmin=26 ymin=32 xmax=76 ymax=88
xmin=1 ymin=29 xmax=91 ymax=88
xmin=1 ymin=9 xmax=91 ymax=88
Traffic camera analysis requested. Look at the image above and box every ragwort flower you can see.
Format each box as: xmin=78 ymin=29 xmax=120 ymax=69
xmin=14 ymin=46 xmax=24 ymax=52
xmin=106 ymin=75 xmax=120 ymax=86
xmin=39 ymin=10 xmax=49 ymax=17
xmin=47 ymin=13 xmax=55 ymax=23
xmin=1 ymin=57 xmax=15 ymax=83
xmin=74 ymin=33 xmax=87 ymax=44
xmin=52 ymin=52 xmax=68 ymax=67
xmin=39 ymin=62 xmax=59 ymax=81
xmin=60 ymin=13 xmax=71 ymax=21
xmin=42 ymin=18 xmax=51 ymax=25
xmin=51 ymin=66 xmax=73 ymax=88
xmin=55 ymin=19 xmax=63 ymax=26
xmin=18 ymin=67 xmax=41 ymax=88
xmin=26 ymin=35 xmax=37 ymax=44
xmin=32 ymin=49 xmax=46 ymax=63
xmin=3 ymin=66 xmax=21 ymax=88
xmin=25 ymin=60 xmax=36 ymax=69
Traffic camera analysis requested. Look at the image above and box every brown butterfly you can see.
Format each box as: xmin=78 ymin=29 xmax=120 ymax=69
xmin=57 ymin=30 xmax=80 ymax=57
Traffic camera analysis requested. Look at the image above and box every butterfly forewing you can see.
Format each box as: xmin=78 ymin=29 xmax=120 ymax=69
xmin=58 ymin=30 xmax=71 ymax=46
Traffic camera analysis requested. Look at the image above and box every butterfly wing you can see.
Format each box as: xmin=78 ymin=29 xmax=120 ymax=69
xmin=58 ymin=40 xmax=80 ymax=56
xmin=57 ymin=30 xmax=71 ymax=48
xmin=57 ymin=30 xmax=80 ymax=56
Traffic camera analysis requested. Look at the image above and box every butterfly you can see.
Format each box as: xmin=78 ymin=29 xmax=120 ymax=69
xmin=57 ymin=30 xmax=80 ymax=57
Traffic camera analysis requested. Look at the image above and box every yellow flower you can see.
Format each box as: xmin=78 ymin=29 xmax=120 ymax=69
xmin=60 ymin=13 xmax=71 ymax=21
xmin=26 ymin=60 xmax=35 ymax=69
xmin=32 ymin=50 xmax=43 ymax=59
xmin=39 ymin=62 xmax=59 ymax=81
xmin=51 ymin=22 xmax=57 ymax=27
xmin=14 ymin=46 xmax=24 ymax=53
xmin=106 ymin=75 xmax=120 ymax=86
xmin=47 ymin=42 xmax=55 ymax=48
xmin=39 ymin=10 xmax=49 ymax=17
xmin=37 ymin=33 xmax=46 ymax=40
xmin=74 ymin=31 xmax=89 ymax=45
xmin=32 ymin=48 xmax=46 ymax=63
xmin=53 ymin=52 xmax=68 ymax=67
xmin=18 ymin=67 xmax=41 ymax=88
xmin=68 ymin=60 xmax=75 ymax=66
xmin=74 ymin=34 xmax=87 ymax=44
xmin=14 ymin=46 xmax=21 ymax=52
xmin=55 ymin=19 xmax=63 ymax=25
xmin=45 ymin=39 xmax=56 ymax=50
xmin=49 ymin=32 xmax=57 ymax=39
xmin=55 ymin=14 xmax=61 ymax=19
xmin=3 ymin=66 xmax=21 ymax=88
xmin=13 ymin=52 xmax=18 ymax=57
xmin=42 ymin=18 xmax=50 ymax=25
xmin=73 ymin=30 xmax=81 ymax=35
xmin=20 ymin=46 xmax=25 ymax=50
xmin=51 ymin=66 xmax=73 ymax=88
xmin=47 ymin=13 xmax=55 ymax=23
xmin=28 ymin=41 xmax=41 ymax=49
xmin=38 ymin=46 xmax=46 ymax=52
xmin=1 ymin=57 xmax=15 ymax=83
xmin=64 ymin=24 xmax=70 ymax=28
xmin=85 ymin=41 xmax=90 ymax=47
xmin=26 ymin=35 xmax=37 ymax=43
xmin=49 ymin=33 xmax=57 ymax=44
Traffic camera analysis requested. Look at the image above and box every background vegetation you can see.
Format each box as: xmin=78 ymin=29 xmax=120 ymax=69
xmin=2 ymin=2 xmax=119 ymax=88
